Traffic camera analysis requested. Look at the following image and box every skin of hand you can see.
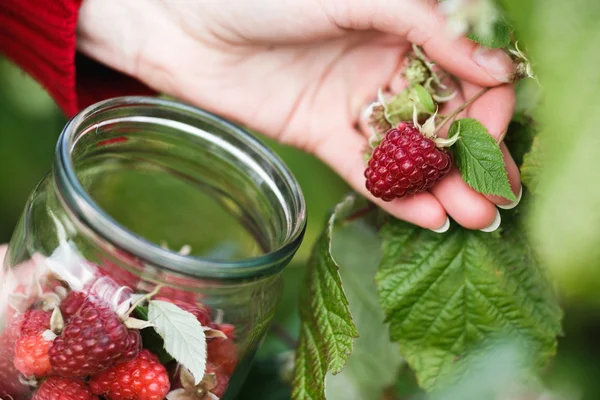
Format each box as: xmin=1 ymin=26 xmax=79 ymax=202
xmin=76 ymin=0 xmax=520 ymax=231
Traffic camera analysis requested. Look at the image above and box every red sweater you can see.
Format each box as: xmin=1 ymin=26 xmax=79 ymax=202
xmin=0 ymin=0 xmax=154 ymax=117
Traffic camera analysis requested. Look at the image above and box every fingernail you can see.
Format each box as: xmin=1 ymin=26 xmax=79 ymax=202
xmin=498 ymin=186 xmax=523 ymax=210
xmin=473 ymin=46 xmax=515 ymax=83
xmin=480 ymin=209 xmax=501 ymax=233
xmin=430 ymin=217 xmax=450 ymax=233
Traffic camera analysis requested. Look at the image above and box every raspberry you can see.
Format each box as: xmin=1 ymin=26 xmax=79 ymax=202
xmin=207 ymin=337 xmax=238 ymax=376
xmin=7 ymin=309 xmax=52 ymax=342
xmin=154 ymin=297 xmax=211 ymax=326
xmin=89 ymin=349 xmax=170 ymax=400
xmin=112 ymin=329 xmax=142 ymax=365
xmin=364 ymin=122 xmax=452 ymax=201
xmin=14 ymin=332 xmax=53 ymax=377
xmin=32 ymin=377 xmax=98 ymax=400
xmin=211 ymin=323 xmax=235 ymax=339
xmin=60 ymin=292 xmax=88 ymax=320
xmin=49 ymin=296 xmax=140 ymax=377
xmin=0 ymin=334 xmax=29 ymax=400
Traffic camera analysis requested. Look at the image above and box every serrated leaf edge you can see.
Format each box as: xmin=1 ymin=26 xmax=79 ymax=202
xmin=148 ymin=300 xmax=207 ymax=385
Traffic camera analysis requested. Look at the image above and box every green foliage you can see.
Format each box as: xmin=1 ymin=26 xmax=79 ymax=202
xmin=451 ymin=118 xmax=516 ymax=201
xmin=502 ymin=0 xmax=600 ymax=301
xmin=292 ymin=196 xmax=359 ymax=400
xmin=135 ymin=306 xmax=175 ymax=364
xmin=384 ymin=86 xmax=433 ymax=126
xmin=375 ymin=218 xmax=562 ymax=391
xmin=467 ymin=19 xmax=511 ymax=48
xmin=414 ymin=85 xmax=436 ymax=114
xmin=521 ymin=136 xmax=541 ymax=194
xmin=148 ymin=300 xmax=207 ymax=384
xmin=325 ymin=216 xmax=403 ymax=399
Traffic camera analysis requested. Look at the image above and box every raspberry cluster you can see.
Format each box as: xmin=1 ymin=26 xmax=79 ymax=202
xmin=0 ymin=267 xmax=239 ymax=400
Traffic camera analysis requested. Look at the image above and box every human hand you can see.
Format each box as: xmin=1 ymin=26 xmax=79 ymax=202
xmin=76 ymin=0 xmax=520 ymax=231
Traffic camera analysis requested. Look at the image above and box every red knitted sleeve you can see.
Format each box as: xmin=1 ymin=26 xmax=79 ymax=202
xmin=0 ymin=0 xmax=154 ymax=117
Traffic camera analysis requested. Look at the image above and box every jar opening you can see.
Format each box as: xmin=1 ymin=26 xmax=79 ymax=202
xmin=53 ymin=97 xmax=306 ymax=279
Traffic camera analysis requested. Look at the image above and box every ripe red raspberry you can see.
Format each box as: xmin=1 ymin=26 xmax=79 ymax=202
xmin=154 ymin=297 xmax=211 ymax=326
xmin=0 ymin=334 xmax=29 ymax=400
xmin=7 ymin=309 xmax=52 ymax=342
xmin=49 ymin=296 xmax=140 ymax=377
xmin=32 ymin=377 xmax=98 ymax=400
xmin=14 ymin=332 xmax=53 ymax=377
xmin=89 ymin=349 xmax=170 ymax=400
xmin=59 ymin=292 xmax=88 ymax=320
xmin=364 ymin=122 xmax=452 ymax=201
xmin=207 ymin=337 xmax=238 ymax=376
xmin=211 ymin=323 xmax=235 ymax=339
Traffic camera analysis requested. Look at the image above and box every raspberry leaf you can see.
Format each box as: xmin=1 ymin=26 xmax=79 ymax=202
xmin=325 ymin=207 xmax=403 ymax=399
xmin=291 ymin=196 xmax=359 ymax=400
xmin=375 ymin=219 xmax=562 ymax=391
xmin=148 ymin=300 xmax=207 ymax=385
xmin=451 ymin=118 xmax=517 ymax=201
xmin=136 ymin=304 xmax=174 ymax=364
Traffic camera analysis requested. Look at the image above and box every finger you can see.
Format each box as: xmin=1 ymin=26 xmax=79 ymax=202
xmin=429 ymin=84 xmax=500 ymax=229
xmin=463 ymin=82 xmax=521 ymax=204
xmin=430 ymin=168 xmax=499 ymax=230
xmin=435 ymin=78 xmax=466 ymax=139
xmin=315 ymin=130 xmax=449 ymax=230
xmin=351 ymin=0 xmax=516 ymax=86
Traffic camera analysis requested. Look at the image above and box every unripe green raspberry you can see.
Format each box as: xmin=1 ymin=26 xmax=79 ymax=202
xmin=404 ymin=57 xmax=430 ymax=86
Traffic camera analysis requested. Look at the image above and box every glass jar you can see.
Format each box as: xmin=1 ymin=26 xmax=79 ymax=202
xmin=0 ymin=97 xmax=306 ymax=400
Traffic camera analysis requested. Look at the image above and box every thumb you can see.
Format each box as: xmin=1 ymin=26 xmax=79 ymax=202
xmin=332 ymin=0 xmax=515 ymax=86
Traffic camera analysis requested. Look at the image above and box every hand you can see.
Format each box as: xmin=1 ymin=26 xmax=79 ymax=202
xmin=76 ymin=0 xmax=520 ymax=231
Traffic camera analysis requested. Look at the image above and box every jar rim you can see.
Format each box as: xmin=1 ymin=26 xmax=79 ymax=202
xmin=54 ymin=96 xmax=307 ymax=280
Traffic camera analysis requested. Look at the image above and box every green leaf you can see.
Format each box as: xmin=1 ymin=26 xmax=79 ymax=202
xmin=134 ymin=306 xmax=174 ymax=364
xmin=292 ymin=196 xmax=359 ymax=400
xmin=467 ymin=19 xmax=511 ymax=48
xmin=375 ymin=219 xmax=562 ymax=391
xmin=148 ymin=300 xmax=207 ymax=385
xmin=384 ymin=87 xmax=432 ymax=126
xmin=520 ymin=136 xmax=542 ymax=195
xmin=451 ymin=118 xmax=516 ymax=201
xmin=325 ymin=216 xmax=403 ymax=399
xmin=413 ymin=85 xmax=435 ymax=114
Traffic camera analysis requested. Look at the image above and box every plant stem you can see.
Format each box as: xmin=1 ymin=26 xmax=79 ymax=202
xmin=345 ymin=204 xmax=376 ymax=223
xmin=125 ymin=284 xmax=163 ymax=317
xmin=433 ymin=87 xmax=490 ymax=136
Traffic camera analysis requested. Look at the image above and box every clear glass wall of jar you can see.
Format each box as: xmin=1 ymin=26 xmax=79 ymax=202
xmin=0 ymin=97 xmax=306 ymax=400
